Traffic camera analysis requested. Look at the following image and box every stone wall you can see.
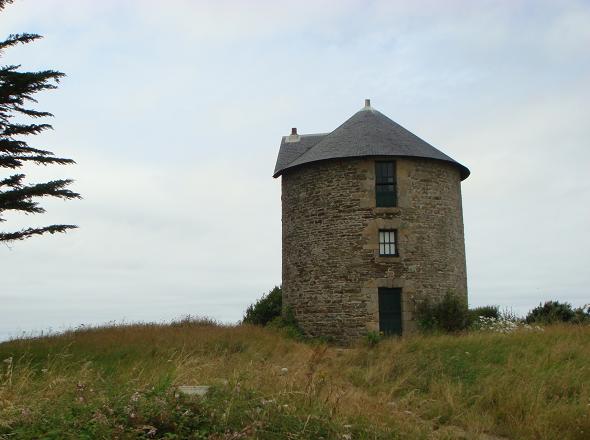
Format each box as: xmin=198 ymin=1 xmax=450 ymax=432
xmin=281 ymin=157 xmax=467 ymax=343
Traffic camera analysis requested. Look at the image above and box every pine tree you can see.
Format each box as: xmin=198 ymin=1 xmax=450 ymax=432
xmin=0 ymin=0 xmax=80 ymax=242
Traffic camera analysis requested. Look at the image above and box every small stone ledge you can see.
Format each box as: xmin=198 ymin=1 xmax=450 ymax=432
xmin=374 ymin=254 xmax=401 ymax=263
xmin=374 ymin=207 xmax=402 ymax=215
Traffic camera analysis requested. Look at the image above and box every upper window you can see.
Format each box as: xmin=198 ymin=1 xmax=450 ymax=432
xmin=375 ymin=161 xmax=397 ymax=207
xmin=379 ymin=230 xmax=398 ymax=256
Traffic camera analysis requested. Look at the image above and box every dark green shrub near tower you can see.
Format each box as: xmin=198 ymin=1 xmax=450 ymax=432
xmin=242 ymin=286 xmax=282 ymax=326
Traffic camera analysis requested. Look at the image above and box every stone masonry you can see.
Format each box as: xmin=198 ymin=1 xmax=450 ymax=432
xmin=281 ymin=157 xmax=467 ymax=343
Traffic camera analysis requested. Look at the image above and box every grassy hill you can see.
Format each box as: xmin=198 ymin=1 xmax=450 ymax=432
xmin=0 ymin=321 xmax=589 ymax=439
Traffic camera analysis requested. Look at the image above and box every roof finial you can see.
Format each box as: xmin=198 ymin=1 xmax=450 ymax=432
xmin=364 ymin=98 xmax=371 ymax=108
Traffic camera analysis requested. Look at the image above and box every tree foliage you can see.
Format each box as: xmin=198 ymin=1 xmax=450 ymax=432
xmin=242 ymin=286 xmax=282 ymax=326
xmin=0 ymin=0 xmax=79 ymax=242
xmin=525 ymin=300 xmax=589 ymax=325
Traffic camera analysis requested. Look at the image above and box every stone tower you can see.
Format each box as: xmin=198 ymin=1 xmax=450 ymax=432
xmin=273 ymin=100 xmax=469 ymax=343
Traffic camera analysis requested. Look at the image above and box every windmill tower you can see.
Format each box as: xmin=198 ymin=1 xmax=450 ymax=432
xmin=273 ymin=100 xmax=469 ymax=342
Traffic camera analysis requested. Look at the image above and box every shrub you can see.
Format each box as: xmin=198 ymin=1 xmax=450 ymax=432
xmin=573 ymin=304 xmax=590 ymax=324
xmin=415 ymin=291 xmax=470 ymax=333
xmin=170 ymin=315 xmax=219 ymax=327
xmin=268 ymin=306 xmax=305 ymax=340
xmin=242 ymin=286 xmax=282 ymax=326
xmin=468 ymin=305 xmax=499 ymax=324
xmin=525 ymin=300 xmax=576 ymax=324
xmin=525 ymin=301 xmax=590 ymax=325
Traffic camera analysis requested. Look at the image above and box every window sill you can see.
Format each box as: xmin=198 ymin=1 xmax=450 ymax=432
xmin=375 ymin=255 xmax=401 ymax=263
xmin=374 ymin=207 xmax=401 ymax=215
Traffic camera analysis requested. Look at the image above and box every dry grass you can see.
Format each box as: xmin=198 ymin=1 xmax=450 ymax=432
xmin=0 ymin=320 xmax=589 ymax=439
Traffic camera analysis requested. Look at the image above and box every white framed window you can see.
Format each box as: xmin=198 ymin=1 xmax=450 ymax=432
xmin=379 ymin=230 xmax=398 ymax=256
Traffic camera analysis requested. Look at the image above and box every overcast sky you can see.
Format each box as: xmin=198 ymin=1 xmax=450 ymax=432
xmin=1 ymin=0 xmax=589 ymax=340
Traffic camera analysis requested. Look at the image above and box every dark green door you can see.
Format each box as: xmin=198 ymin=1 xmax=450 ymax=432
xmin=378 ymin=288 xmax=402 ymax=336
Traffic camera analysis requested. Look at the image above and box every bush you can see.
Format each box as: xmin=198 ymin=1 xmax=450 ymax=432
xmin=415 ymin=291 xmax=470 ymax=333
xmin=526 ymin=301 xmax=590 ymax=325
xmin=573 ymin=304 xmax=590 ymax=324
xmin=526 ymin=300 xmax=575 ymax=324
xmin=468 ymin=305 xmax=499 ymax=324
xmin=242 ymin=286 xmax=282 ymax=326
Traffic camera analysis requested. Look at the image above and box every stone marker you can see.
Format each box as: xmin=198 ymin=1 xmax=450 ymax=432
xmin=178 ymin=385 xmax=210 ymax=397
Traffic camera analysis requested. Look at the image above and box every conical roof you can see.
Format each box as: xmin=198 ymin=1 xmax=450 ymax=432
xmin=273 ymin=102 xmax=469 ymax=180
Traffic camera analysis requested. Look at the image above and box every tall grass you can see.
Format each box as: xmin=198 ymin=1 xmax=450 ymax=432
xmin=1 ymin=319 xmax=589 ymax=439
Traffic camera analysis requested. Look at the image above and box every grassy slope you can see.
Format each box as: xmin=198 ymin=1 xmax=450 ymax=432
xmin=0 ymin=322 xmax=589 ymax=439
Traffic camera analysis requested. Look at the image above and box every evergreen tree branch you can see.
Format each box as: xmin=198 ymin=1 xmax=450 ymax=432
xmin=0 ymin=197 xmax=43 ymax=216
xmin=0 ymin=0 xmax=14 ymax=12
xmin=0 ymin=180 xmax=80 ymax=220
xmin=0 ymin=155 xmax=20 ymax=168
xmin=0 ymin=179 xmax=80 ymax=212
xmin=10 ymin=107 xmax=52 ymax=118
xmin=0 ymin=68 xmax=65 ymax=111
xmin=0 ymin=139 xmax=54 ymax=155
xmin=1 ymin=123 xmax=53 ymax=136
xmin=0 ymin=224 xmax=77 ymax=242
xmin=0 ymin=33 xmax=42 ymax=53
xmin=0 ymin=154 xmax=76 ymax=169
xmin=0 ymin=173 xmax=23 ymax=188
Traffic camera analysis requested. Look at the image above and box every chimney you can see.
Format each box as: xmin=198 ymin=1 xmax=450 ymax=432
xmin=364 ymin=98 xmax=371 ymax=108
xmin=286 ymin=126 xmax=300 ymax=143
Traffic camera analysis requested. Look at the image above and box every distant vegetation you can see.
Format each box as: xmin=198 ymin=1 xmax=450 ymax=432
xmin=526 ymin=300 xmax=590 ymax=325
xmin=244 ymin=287 xmax=589 ymax=337
xmin=1 ymin=319 xmax=590 ymax=439
xmin=415 ymin=292 xmax=590 ymax=333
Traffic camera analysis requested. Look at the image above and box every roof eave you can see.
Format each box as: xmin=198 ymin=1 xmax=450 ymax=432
xmin=273 ymin=155 xmax=470 ymax=180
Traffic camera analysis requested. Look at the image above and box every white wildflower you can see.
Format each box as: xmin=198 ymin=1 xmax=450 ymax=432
xmin=472 ymin=316 xmax=543 ymax=334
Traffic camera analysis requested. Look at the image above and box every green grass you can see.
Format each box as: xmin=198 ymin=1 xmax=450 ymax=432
xmin=0 ymin=320 xmax=589 ymax=439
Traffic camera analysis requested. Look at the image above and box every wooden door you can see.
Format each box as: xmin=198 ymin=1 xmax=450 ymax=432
xmin=378 ymin=288 xmax=402 ymax=336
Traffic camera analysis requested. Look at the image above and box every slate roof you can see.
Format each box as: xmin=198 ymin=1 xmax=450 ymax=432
xmin=273 ymin=103 xmax=470 ymax=180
